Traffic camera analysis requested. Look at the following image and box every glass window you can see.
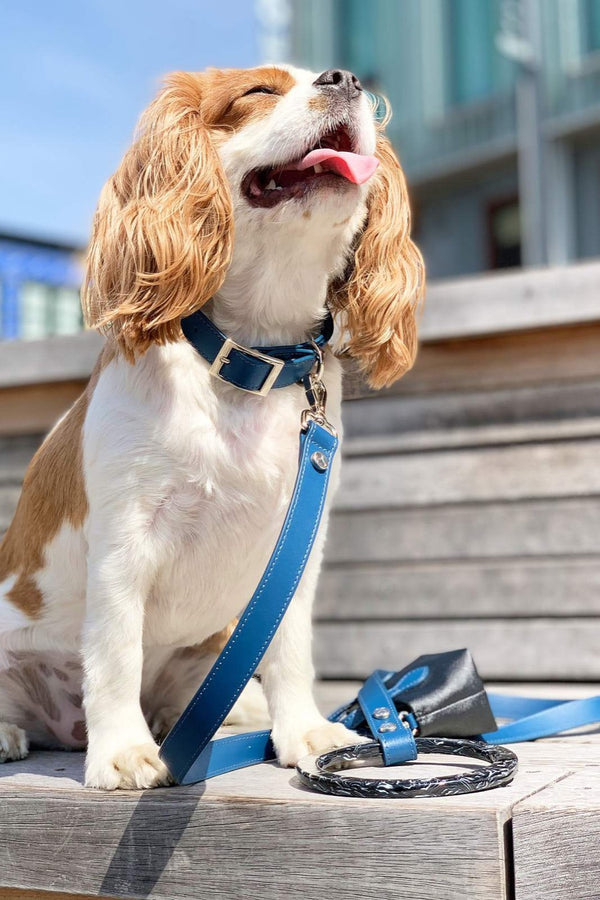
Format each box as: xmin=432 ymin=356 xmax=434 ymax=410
xmin=582 ymin=0 xmax=600 ymax=53
xmin=445 ymin=0 xmax=497 ymax=105
xmin=336 ymin=0 xmax=377 ymax=82
xmin=19 ymin=282 xmax=83 ymax=340
xmin=487 ymin=196 xmax=522 ymax=269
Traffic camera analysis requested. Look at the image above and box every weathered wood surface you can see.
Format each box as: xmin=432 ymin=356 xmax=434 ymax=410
xmin=314 ymin=620 xmax=600 ymax=680
xmin=0 ymin=381 xmax=86 ymax=436
xmin=0 ymin=891 xmax=114 ymax=900
xmin=344 ymin=416 xmax=600 ymax=455
xmin=419 ymin=259 xmax=600 ymax=341
xmin=0 ymin=331 xmax=102 ymax=388
xmin=326 ymin=499 xmax=600 ymax=563
xmin=345 ymin=377 xmax=600 ymax=433
xmin=513 ymin=768 xmax=600 ymax=900
xmin=0 ymin=680 xmax=599 ymax=900
xmin=318 ymin=558 xmax=600 ymax=618
xmin=0 ymin=743 xmax=575 ymax=900
xmin=338 ymin=438 xmax=600 ymax=509
xmin=345 ymin=321 xmax=600 ymax=400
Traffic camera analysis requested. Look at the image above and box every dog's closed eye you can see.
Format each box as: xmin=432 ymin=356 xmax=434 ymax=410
xmin=242 ymin=85 xmax=278 ymax=97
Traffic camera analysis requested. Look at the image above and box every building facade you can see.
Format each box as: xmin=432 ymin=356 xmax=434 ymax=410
xmin=0 ymin=234 xmax=83 ymax=341
xmin=290 ymin=0 xmax=600 ymax=279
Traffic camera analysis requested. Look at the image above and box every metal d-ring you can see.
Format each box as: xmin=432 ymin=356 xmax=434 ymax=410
xmin=295 ymin=737 xmax=518 ymax=799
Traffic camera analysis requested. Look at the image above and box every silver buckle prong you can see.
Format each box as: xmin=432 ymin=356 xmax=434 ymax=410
xmin=209 ymin=338 xmax=285 ymax=396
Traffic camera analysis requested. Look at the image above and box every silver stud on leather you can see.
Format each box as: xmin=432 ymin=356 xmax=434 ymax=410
xmin=373 ymin=707 xmax=390 ymax=719
xmin=311 ymin=451 xmax=329 ymax=472
xmin=378 ymin=723 xmax=398 ymax=733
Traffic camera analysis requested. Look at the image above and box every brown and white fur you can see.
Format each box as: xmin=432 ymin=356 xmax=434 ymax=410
xmin=0 ymin=65 xmax=423 ymax=789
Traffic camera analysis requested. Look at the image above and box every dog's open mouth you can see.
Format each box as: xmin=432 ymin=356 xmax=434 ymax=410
xmin=242 ymin=124 xmax=379 ymax=209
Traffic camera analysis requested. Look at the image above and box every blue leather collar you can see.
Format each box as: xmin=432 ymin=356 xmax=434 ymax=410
xmin=181 ymin=309 xmax=334 ymax=395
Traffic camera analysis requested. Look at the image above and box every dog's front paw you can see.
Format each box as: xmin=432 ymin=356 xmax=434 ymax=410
xmin=85 ymin=741 xmax=172 ymax=791
xmin=0 ymin=722 xmax=29 ymax=762
xmin=272 ymin=718 xmax=361 ymax=768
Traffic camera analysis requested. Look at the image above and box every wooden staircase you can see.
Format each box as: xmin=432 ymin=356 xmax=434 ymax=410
xmin=1 ymin=261 xmax=600 ymax=898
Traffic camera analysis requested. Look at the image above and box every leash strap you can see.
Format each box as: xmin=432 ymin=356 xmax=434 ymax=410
xmin=485 ymin=693 xmax=600 ymax=743
xmin=159 ymin=420 xmax=338 ymax=784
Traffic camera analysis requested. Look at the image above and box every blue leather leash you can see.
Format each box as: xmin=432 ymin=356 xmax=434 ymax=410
xmin=161 ymin=309 xmax=339 ymax=784
xmin=160 ymin=418 xmax=338 ymax=784
xmin=160 ymin=310 xmax=600 ymax=797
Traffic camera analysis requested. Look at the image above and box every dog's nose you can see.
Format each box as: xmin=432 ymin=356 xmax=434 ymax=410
xmin=313 ymin=69 xmax=363 ymax=99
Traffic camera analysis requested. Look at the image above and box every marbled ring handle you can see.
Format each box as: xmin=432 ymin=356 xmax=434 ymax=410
xmin=295 ymin=738 xmax=518 ymax=799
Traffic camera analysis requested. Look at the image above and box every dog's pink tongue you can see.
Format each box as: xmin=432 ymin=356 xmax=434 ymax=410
xmin=297 ymin=148 xmax=379 ymax=185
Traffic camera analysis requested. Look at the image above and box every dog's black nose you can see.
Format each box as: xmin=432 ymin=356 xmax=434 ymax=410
xmin=313 ymin=69 xmax=363 ymax=99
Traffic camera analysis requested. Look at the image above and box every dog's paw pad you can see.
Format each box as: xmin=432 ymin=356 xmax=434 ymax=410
xmin=0 ymin=722 xmax=29 ymax=762
xmin=85 ymin=741 xmax=172 ymax=790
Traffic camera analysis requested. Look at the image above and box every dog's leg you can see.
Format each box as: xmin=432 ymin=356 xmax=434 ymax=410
xmin=144 ymin=639 xmax=270 ymax=743
xmin=258 ymin=526 xmax=359 ymax=767
xmin=82 ymin=537 xmax=170 ymax=790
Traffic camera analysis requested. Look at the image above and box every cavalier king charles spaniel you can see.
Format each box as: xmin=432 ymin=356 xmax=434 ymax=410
xmin=0 ymin=65 xmax=423 ymax=789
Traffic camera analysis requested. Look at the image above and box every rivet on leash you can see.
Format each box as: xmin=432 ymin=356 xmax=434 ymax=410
xmin=378 ymin=723 xmax=398 ymax=733
xmin=311 ymin=451 xmax=329 ymax=472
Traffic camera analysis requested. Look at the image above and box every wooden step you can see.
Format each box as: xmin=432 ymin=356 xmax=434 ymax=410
xmin=0 ymin=683 xmax=598 ymax=900
xmin=314 ymin=620 xmax=600 ymax=681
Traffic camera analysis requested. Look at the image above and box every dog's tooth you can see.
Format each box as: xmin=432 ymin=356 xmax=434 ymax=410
xmin=313 ymin=163 xmax=324 ymax=174
xmin=266 ymin=179 xmax=277 ymax=190
xmin=275 ymin=185 xmax=283 ymax=190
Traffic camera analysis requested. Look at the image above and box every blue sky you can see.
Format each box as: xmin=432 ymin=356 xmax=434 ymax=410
xmin=0 ymin=1 xmax=259 ymax=246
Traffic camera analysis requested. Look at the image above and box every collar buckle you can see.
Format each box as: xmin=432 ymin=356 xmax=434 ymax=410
xmin=209 ymin=338 xmax=285 ymax=396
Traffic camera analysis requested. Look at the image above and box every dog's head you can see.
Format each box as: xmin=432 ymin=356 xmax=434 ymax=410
xmin=83 ymin=65 xmax=424 ymax=388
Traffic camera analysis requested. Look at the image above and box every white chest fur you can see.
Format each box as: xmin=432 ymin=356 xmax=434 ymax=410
xmin=83 ymin=341 xmax=343 ymax=649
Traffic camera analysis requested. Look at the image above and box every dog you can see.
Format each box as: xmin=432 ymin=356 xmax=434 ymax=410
xmin=0 ymin=65 xmax=423 ymax=789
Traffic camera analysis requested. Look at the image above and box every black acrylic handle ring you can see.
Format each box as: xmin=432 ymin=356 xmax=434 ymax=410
xmin=295 ymin=737 xmax=518 ymax=799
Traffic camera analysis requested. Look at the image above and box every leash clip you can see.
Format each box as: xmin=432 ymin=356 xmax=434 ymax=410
xmin=301 ymin=341 xmax=337 ymax=436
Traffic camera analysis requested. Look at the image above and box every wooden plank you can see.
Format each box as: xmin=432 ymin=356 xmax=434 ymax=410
xmin=0 ymin=332 xmax=102 ymax=389
xmin=419 ymin=260 xmax=600 ymax=341
xmin=0 ymin=382 xmax=85 ymax=437
xmin=0 ymin=891 xmax=115 ymax=900
xmin=9 ymin=497 xmax=596 ymax=563
xmin=337 ymin=438 xmax=600 ymax=511
xmin=513 ymin=768 xmax=600 ymax=900
xmin=0 ymin=436 xmax=41 ymax=483
xmin=345 ymin=322 xmax=600 ymax=400
xmin=326 ymin=499 xmax=600 ymax=564
xmin=20 ymin=429 xmax=600 ymax=509
xmin=316 ymin=557 xmax=600 ymax=619
xmin=344 ymin=379 xmax=600 ymax=439
xmin=314 ymin=619 xmax=600 ymax=680
xmin=344 ymin=416 xmax=600 ymax=456
xmin=0 ymin=486 xmax=22 ymax=525
xmin=0 ymin=749 xmax=570 ymax=900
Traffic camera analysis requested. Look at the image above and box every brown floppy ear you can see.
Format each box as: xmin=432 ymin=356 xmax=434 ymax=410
xmin=328 ymin=131 xmax=425 ymax=389
xmin=82 ymin=72 xmax=232 ymax=358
